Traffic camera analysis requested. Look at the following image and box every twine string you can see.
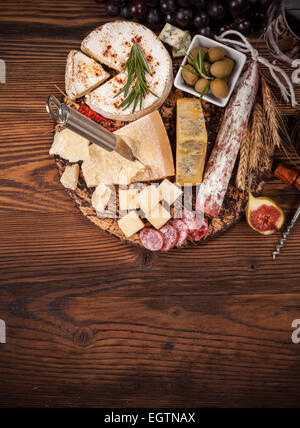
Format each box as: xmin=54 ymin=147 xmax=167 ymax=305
xmin=215 ymin=30 xmax=297 ymax=107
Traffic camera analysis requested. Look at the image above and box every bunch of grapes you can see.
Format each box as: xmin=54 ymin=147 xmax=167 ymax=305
xmin=95 ymin=0 xmax=273 ymax=36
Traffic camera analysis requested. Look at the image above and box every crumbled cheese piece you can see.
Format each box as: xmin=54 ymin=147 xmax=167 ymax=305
xmin=138 ymin=185 xmax=160 ymax=214
xmin=50 ymin=128 xmax=90 ymax=162
xmin=146 ymin=203 xmax=171 ymax=229
xmin=158 ymin=179 xmax=182 ymax=206
xmin=60 ymin=164 xmax=80 ymax=191
xmin=118 ymin=211 xmax=144 ymax=238
xmin=159 ymin=24 xmax=188 ymax=50
xmin=91 ymin=183 xmax=112 ymax=212
xmin=119 ymin=188 xmax=140 ymax=211
xmin=172 ymin=32 xmax=192 ymax=57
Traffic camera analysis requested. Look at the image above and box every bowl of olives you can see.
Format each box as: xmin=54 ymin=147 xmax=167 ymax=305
xmin=174 ymin=35 xmax=247 ymax=107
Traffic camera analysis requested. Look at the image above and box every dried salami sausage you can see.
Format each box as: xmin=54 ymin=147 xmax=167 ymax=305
xmin=140 ymin=228 xmax=164 ymax=251
xmin=172 ymin=219 xmax=189 ymax=247
xmin=160 ymin=224 xmax=179 ymax=251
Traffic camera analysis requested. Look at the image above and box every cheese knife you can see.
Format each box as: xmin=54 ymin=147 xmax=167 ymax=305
xmin=46 ymin=95 xmax=136 ymax=162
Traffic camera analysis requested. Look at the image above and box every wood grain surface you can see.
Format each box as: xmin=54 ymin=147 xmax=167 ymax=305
xmin=1 ymin=0 xmax=300 ymax=408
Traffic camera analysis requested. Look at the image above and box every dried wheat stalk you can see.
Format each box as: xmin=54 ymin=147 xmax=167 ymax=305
xmin=236 ymin=124 xmax=251 ymax=191
xmin=261 ymin=77 xmax=281 ymax=150
xmin=249 ymin=101 xmax=264 ymax=171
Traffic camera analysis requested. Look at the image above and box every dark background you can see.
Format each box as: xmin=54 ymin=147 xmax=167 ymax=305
xmin=0 ymin=0 xmax=300 ymax=408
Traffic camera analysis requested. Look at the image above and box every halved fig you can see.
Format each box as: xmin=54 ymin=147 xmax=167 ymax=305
xmin=246 ymin=193 xmax=285 ymax=235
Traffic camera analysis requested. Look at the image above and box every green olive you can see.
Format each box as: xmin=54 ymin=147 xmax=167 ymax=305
xmin=223 ymin=57 xmax=235 ymax=73
xmin=203 ymin=61 xmax=211 ymax=75
xmin=182 ymin=64 xmax=198 ymax=86
xmin=187 ymin=46 xmax=208 ymax=65
xmin=210 ymin=79 xmax=229 ymax=98
xmin=210 ymin=60 xmax=232 ymax=78
xmin=194 ymin=78 xmax=210 ymax=95
xmin=208 ymin=46 xmax=226 ymax=63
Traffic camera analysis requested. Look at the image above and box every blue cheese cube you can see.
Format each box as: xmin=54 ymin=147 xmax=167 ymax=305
xmin=172 ymin=32 xmax=192 ymax=58
xmin=159 ymin=24 xmax=189 ymax=50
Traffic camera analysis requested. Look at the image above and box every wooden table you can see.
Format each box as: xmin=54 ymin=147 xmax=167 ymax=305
xmin=1 ymin=0 xmax=300 ymax=408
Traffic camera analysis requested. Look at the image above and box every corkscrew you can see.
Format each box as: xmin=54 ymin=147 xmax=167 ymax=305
xmin=272 ymin=203 xmax=300 ymax=260
xmin=272 ymin=162 xmax=300 ymax=260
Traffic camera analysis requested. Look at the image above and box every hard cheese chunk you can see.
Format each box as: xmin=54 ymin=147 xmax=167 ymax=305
xmin=65 ymin=50 xmax=109 ymax=100
xmin=115 ymin=111 xmax=175 ymax=182
xmin=60 ymin=164 xmax=80 ymax=191
xmin=172 ymin=32 xmax=191 ymax=58
xmin=146 ymin=203 xmax=171 ymax=229
xmin=159 ymin=24 xmax=189 ymax=49
xmin=118 ymin=211 xmax=144 ymax=238
xmin=138 ymin=185 xmax=160 ymax=214
xmin=81 ymin=144 xmax=145 ymax=187
xmin=176 ymin=98 xmax=207 ymax=186
xmin=92 ymin=183 xmax=112 ymax=212
xmin=119 ymin=188 xmax=140 ymax=211
xmin=50 ymin=128 xmax=90 ymax=162
xmin=159 ymin=179 xmax=182 ymax=206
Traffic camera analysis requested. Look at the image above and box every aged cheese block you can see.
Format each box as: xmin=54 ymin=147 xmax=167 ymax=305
xmin=115 ymin=111 xmax=175 ymax=181
xmin=50 ymin=128 xmax=90 ymax=163
xmin=81 ymin=144 xmax=145 ymax=187
xmin=138 ymin=185 xmax=160 ymax=214
xmin=119 ymin=188 xmax=140 ymax=211
xmin=176 ymin=98 xmax=207 ymax=186
xmin=172 ymin=32 xmax=192 ymax=58
xmin=65 ymin=50 xmax=109 ymax=100
xmin=82 ymin=21 xmax=173 ymax=122
xmin=159 ymin=179 xmax=182 ymax=206
xmin=159 ymin=24 xmax=189 ymax=50
xmin=60 ymin=164 xmax=80 ymax=191
xmin=118 ymin=211 xmax=144 ymax=238
xmin=146 ymin=203 xmax=171 ymax=229
xmin=91 ymin=183 xmax=112 ymax=212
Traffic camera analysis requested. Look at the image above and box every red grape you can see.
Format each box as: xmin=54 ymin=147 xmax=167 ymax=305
xmin=198 ymin=25 xmax=214 ymax=38
xmin=175 ymin=7 xmax=193 ymax=27
xmin=129 ymin=0 xmax=148 ymax=19
xmin=177 ymin=0 xmax=192 ymax=7
xmin=160 ymin=0 xmax=177 ymax=14
xmin=193 ymin=11 xmax=210 ymax=28
xmin=111 ymin=0 xmax=127 ymax=6
xmin=165 ymin=11 xmax=177 ymax=24
xmin=207 ymin=1 xmax=226 ymax=21
xmin=235 ymin=18 xmax=251 ymax=34
xmin=228 ymin=0 xmax=249 ymax=17
xmin=146 ymin=7 xmax=163 ymax=24
xmin=146 ymin=0 xmax=159 ymax=6
xmin=195 ymin=0 xmax=206 ymax=10
xmin=106 ymin=1 xmax=120 ymax=16
xmin=120 ymin=5 xmax=132 ymax=18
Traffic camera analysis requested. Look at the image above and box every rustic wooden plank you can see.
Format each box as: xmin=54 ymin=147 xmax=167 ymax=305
xmin=0 ymin=290 xmax=300 ymax=407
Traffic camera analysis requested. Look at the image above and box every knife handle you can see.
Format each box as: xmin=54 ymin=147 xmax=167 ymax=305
xmin=46 ymin=95 xmax=117 ymax=153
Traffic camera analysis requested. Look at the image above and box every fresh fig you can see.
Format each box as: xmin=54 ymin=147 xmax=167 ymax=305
xmin=246 ymin=193 xmax=285 ymax=235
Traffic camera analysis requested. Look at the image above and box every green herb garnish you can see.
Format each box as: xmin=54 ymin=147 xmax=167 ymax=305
xmin=182 ymin=50 xmax=213 ymax=81
xmin=114 ymin=43 xmax=158 ymax=113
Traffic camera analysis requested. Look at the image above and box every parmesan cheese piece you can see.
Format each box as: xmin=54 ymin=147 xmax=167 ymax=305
xmin=138 ymin=185 xmax=160 ymax=214
xmin=91 ymin=183 xmax=112 ymax=212
xmin=60 ymin=164 xmax=80 ymax=191
xmin=119 ymin=188 xmax=140 ymax=211
xmin=50 ymin=128 xmax=90 ymax=163
xmin=65 ymin=50 xmax=109 ymax=100
xmin=159 ymin=179 xmax=182 ymax=206
xmin=176 ymin=98 xmax=208 ymax=186
xmin=118 ymin=211 xmax=144 ymax=238
xmin=82 ymin=21 xmax=172 ymax=122
xmin=81 ymin=143 xmax=145 ymax=187
xmin=146 ymin=203 xmax=171 ymax=229
xmin=115 ymin=111 xmax=175 ymax=182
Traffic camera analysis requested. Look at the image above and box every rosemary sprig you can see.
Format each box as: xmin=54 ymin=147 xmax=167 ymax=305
xmin=114 ymin=43 xmax=158 ymax=113
xmin=182 ymin=49 xmax=213 ymax=81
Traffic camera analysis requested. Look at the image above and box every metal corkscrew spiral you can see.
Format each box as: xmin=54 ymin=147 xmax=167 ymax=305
xmin=272 ymin=204 xmax=300 ymax=260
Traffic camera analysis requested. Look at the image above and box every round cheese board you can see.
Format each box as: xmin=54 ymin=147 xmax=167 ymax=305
xmin=50 ymin=21 xmax=273 ymax=251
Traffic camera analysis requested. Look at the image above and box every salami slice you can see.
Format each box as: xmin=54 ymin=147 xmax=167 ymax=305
xmin=140 ymin=228 xmax=164 ymax=251
xmin=160 ymin=224 xmax=179 ymax=251
xmin=197 ymin=61 xmax=259 ymax=218
xmin=172 ymin=219 xmax=189 ymax=247
xmin=188 ymin=218 xmax=208 ymax=241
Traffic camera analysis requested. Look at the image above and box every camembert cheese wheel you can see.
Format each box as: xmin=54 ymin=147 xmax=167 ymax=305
xmin=82 ymin=21 xmax=173 ymax=122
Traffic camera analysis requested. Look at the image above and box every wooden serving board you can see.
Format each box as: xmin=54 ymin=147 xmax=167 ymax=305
xmin=54 ymin=60 xmax=272 ymax=248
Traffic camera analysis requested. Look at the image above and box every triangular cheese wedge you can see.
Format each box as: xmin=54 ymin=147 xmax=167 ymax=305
xmin=65 ymin=50 xmax=109 ymax=100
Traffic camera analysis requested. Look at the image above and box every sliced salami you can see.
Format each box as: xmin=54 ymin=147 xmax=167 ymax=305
xmin=197 ymin=61 xmax=259 ymax=218
xmin=160 ymin=224 xmax=179 ymax=251
xmin=188 ymin=218 xmax=208 ymax=242
xmin=140 ymin=228 xmax=164 ymax=251
xmin=172 ymin=219 xmax=189 ymax=247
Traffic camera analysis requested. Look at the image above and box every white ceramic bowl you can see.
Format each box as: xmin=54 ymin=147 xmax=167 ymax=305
xmin=174 ymin=35 xmax=247 ymax=108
